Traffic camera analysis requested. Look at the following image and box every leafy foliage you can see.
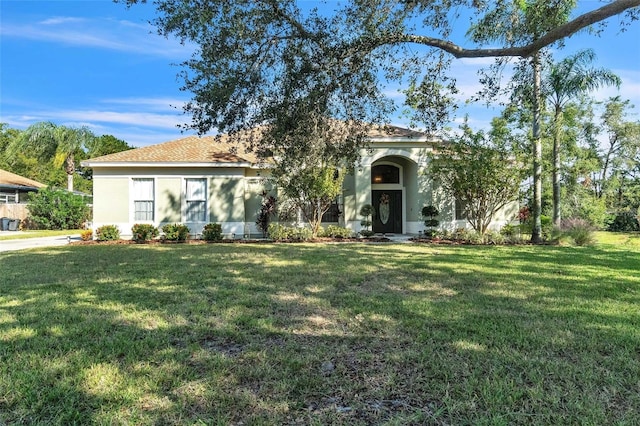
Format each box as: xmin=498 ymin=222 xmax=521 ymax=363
xmin=607 ymin=211 xmax=640 ymax=232
xmin=1 ymin=122 xmax=132 ymax=194
xmin=255 ymin=191 xmax=277 ymax=237
xmin=80 ymin=229 xmax=94 ymax=241
xmin=267 ymin=223 xmax=313 ymax=242
xmin=117 ymin=0 xmax=638 ymax=245
xmin=278 ymin=166 xmax=344 ymax=237
xmin=421 ymin=205 xmax=440 ymax=230
xmin=95 ymin=225 xmax=121 ymax=241
xmin=202 ymin=223 xmax=223 ymax=241
xmin=359 ymin=204 xmax=373 ymax=232
xmin=162 ymin=224 xmax=190 ymax=241
xmin=318 ymin=225 xmax=353 ymax=239
xmin=560 ymin=218 xmax=596 ymax=246
xmin=428 ymin=123 xmax=525 ymax=234
xmin=26 ymin=188 xmax=90 ymax=230
xmin=131 ymin=223 xmax=159 ymax=242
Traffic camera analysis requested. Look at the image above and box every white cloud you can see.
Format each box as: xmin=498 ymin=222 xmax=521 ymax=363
xmin=39 ymin=16 xmax=87 ymax=25
xmin=1 ymin=17 xmax=192 ymax=59
xmin=101 ymin=97 xmax=189 ymax=111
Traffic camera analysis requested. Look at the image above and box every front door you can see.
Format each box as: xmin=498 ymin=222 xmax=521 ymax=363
xmin=372 ymin=190 xmax=402 ymax=234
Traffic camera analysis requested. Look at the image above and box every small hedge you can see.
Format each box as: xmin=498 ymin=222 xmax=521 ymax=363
xmin=96 ymin=225 xmax=120 ymax=241
xmin=131 ymin=224 xmax=159 ymax=242
xmin=162 ymin=223 xmax=190 ymax=241
xmin=267 ymin=223 xmax=313 ymax=241
xmin=319 ymin=225 xmax=353 ymax=238
xmin=80 ymin=229 xmax=93 ymax=241
xmin=202 ymin=223 xmax=223 ymax=241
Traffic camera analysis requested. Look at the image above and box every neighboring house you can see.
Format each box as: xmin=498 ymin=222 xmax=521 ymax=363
xmin=82 ymin=126 xmax=517 ymax=237
xmin=0 ymin=168 xmax=46 ymax=222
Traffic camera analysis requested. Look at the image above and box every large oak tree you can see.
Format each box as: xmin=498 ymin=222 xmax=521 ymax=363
xmin=121 ymin=0 xmax=640 ymax=239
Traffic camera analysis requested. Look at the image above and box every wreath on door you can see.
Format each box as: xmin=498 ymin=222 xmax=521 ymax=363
xmin=379 ymin=193 xmax=390 ymax=225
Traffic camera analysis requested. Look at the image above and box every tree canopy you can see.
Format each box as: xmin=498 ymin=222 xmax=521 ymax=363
xmin=120 ymin=0 xmax=639 ymax=141
xmin=1 ymin=122 xmax=133 ymax=194
xmin=428 ymin=121 xmax=525 ymax=235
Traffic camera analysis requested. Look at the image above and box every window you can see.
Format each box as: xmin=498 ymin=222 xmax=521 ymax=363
xmin=371 ymin=164 xmax=400 ymax=184
xmin=185 ymin=178 xmax=207 ymax=222
xmin=133 ymin=178 xmax=154 ymax=221
xmin=455 ymin=198 xmax=469 ymax=220
xmin=321 ymin=200 xmax=341 ymax=223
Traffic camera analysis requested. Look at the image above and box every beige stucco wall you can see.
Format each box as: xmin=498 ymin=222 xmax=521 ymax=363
xmin=209 ymin=177 xmax=245 ymax=223
xmin=92 ymin=177 xmax=129 ymax=224
xmin=157 ymin=177 xmax=181 ymax=223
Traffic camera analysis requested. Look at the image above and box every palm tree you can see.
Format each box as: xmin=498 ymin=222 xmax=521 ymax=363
xmin=545 ymin=50 xmax=620 ymax=226
xmin=17 ymin=122 xmax=95 ymax=192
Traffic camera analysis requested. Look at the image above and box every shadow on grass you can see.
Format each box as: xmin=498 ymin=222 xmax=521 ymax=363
xmin=1 ymin=243 xmax=639 ymax=424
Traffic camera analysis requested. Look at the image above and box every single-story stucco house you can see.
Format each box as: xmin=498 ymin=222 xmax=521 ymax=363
xmin=0 ymin=168 xmax=46 ymax=223
xmin=81 ymin=125 xmax=518 ymax=237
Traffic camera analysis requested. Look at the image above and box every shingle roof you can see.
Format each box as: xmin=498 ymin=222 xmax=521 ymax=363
xmin=84 ymin=124 xmax=428 ymax=165
xmin=0 ymin=169 xmax=46 ymax=189
xmin=85 ymin=134 xmax=259 ymax=164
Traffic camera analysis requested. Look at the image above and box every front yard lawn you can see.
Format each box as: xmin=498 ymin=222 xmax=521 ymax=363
xmin=1 ymin=241 xmax=639 ymax=424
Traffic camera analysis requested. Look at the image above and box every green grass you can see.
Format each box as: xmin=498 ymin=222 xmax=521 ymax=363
xmin=0 ymin=229 xmax=81 ymax=241
xmin=1 ymin=240 xmax=639 ymax=425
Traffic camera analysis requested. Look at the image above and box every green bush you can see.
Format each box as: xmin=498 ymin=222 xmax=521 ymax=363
xmin=267 ymin=223 xmax=288 ymax=241
xmin=267 ymin=223 xmax=312 ymax=241
xmin=452 ymin=228 xmax=484 ymax=244
xmin=359 ymin=230 xmax=375 ymax=237
xmin=561 ymin=218 xmax=596 ymax=246
xmin=202 ymin=223 xmax=223 ymax=241
xmin=500 ymin=223 xmax=517 ymax=237
xmin=96 ymin=225 xmax=120 ymax=241
xmin=521 ymin=214 xmax=553 ymax=240
xmin=131 ymin=223 xmax=159 ymax=242
xmin=289 ymin=227 xmax=313 ymax=241
xmin=27 ymin=188 xmax=90 ymax=230
xmin=162 ymin=223 xmax=190 ymax=241
xmin=319 ymin=225 xmax=353 ymax=238
xmin=607 ymin=212 xmax=640 ymax=232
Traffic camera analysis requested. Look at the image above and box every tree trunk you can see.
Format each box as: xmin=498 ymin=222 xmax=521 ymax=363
xmin=552 ymin=105 xmax=562 ymax=227
xmin=65 ymin=154 xmax=75 ymax=192
xmin=531 ymin=52 xmax=543 ymax=243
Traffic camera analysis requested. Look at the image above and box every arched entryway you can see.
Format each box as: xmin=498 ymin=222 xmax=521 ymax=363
xmin=371 ymin=162 xmax=404 ymax=234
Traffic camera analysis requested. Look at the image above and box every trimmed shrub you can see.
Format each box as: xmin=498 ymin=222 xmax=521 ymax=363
xmin=80 ymin=229 xmax=93 ymax=241
xmin=319 ymin=225 xmax=352 ymax=238
xmin=267 ymin=223 xmax=313 ymax=241
xmin=359 ymin=230 xmax=375 ymax=238
xmin=162 ymin=223 xmax=190 ymax=241
xmin=131 ymin=223 xmax=159 ymax=242
xmin=289 ymin=227 xmax=313 ymax=241
xmin=202 ymin=223 xmax=223 ymax=241
xmin=27 ymin=188 xmax=90 ymax=230
xmin=268 ymin=223 xmax=289 ymax=241
xmin=96 ymin=225 xmax=120 ymax=241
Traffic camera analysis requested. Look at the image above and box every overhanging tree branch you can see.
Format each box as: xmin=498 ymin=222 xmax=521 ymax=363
xmin=366 ymin=0 xmax=640 ymax=58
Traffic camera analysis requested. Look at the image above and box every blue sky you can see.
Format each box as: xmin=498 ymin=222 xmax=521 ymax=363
xmin=1 ymin=0 xmax=639 ymax=147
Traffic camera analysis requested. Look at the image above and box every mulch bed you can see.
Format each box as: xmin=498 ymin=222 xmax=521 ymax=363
xmin=71 ymin=236 xmax=393 ymax=246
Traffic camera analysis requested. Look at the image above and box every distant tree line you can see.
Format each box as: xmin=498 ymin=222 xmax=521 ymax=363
xmin=0 ymin=122 xmax=133 ymax=194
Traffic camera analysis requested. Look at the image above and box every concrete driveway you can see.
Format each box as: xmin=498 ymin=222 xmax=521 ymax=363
xmin=0 ymin=232 xmax=81 ymax=253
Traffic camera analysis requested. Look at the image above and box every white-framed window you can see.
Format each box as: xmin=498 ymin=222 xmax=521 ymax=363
xmin=185 ymin=178 xmax=207 ymax=222
xmin=132 ymin=178 xmax=154 ymax=221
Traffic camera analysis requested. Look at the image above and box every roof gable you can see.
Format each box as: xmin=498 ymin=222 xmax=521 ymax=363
xmin=0 ymin=169 xmax=46 ymax=189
